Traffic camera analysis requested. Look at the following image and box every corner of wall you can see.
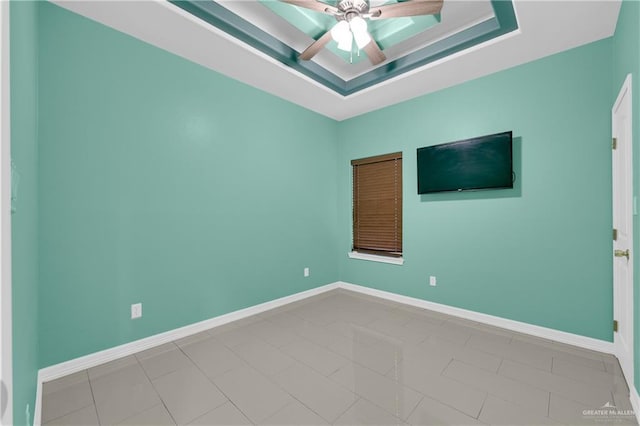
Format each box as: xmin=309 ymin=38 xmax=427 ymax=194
xmin=9 ymin=1 xmax=40 ymax=424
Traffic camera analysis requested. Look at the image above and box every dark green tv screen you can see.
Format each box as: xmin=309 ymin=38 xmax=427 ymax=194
xmin=417 ymin=131 xmax=513 ymax=194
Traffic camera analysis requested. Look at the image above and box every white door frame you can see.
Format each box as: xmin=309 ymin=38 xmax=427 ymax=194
xmin=0 ymin=1 xmax=12 ymax=425
xmin=612 ymin=73 xmax=634 ymax=387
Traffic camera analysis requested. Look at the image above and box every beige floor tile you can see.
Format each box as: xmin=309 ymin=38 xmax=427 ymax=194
xmin=517 ymin=340 xmax=607 ymax=371
xmin=330 ymin=363 xmax=423 ymax=420
xmin=335 ymin=304 xmax=384 ymax=325
xmin=453 ymin=346 xmax=502 ymax=373
xmin=213 ymin=366 xmax=293 ymax=423
xmin=550 ymin=341 xmax=609 ymax=362
xmin=468 ymin=334 xmax=553 ymax=371
xmin=552 ymin=357 xmax=621 ymax=388
xmin=231 ymin=338 xmax=295 ymax=376
xmin=41 ymin=291 xmax=634 ymax=426
xmin=428 ymin=321 xmax=475 ymax=345
xmin=334 ymin=398 xmax=406 ymax=426
xmin=243 ymin=319 xmax=299 ymax=348
xmin=604 ymin=355 xmax=626 ymax=376
xmin=174 ymin=331 xmax=212 ymax=348
xmin=273 ymin=362 xmax=357 ymax=422
xmin=210 ymin=326 xmax=259 ymax=348
xmin=136 ymin=343 xmax=194 ymax=379
xmin=91 ymin=363 xmax=160 ymax=425
xmin=366 ymin=318 xmax=430 ymax=345
xmin=135 ymin=342 xmax=177 ymax=360
xmin=613 ymin=384 xmax=635 ymax=412
xmin=43 ymin=371 xmax=89 ymax=396
xmin=44 ymin=404 xmax=99 ymax=426
xmin=478 ymin=395 xmax=555 ymax=425
xmin=292 ymin=319 xmax=343 ymax=347
xmin=407 ymin=396 xmax=485 ymax=426
xmin=117 ymin=404 xmax=175 ymax=425
xmin=398 ymin=340 xmax=456 ymax=375
xmin=391 ymin=367 xmax=486 ymax=418
xmin=152 ymin=366 xmax=227 ymax=424
xmin=259 ymin=400 xmax=330 ymax=425
xmin=498 ymin=358 xmax=613 ymax=407
xmin=88 ymin=355 xmax=139 ymax=381
xmin=42 ymin=380 xmax=94 ymax=423
xmin=444 ymin=360 xmax=550 ymax=416
xmin=180 ymin=336 xmax=246 ymax=378
xmin=327 ymin=334 xmax=400 ymax=375
xmin=189 ymin=401 xmax=252 ymax=425
xmin=280 ymin=339 xmax=349 ymax=376
xmin=548 ymin=393 xmax=599 ymax=425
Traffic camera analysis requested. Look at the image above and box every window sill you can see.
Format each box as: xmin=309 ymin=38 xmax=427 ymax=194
xmin=348 ymin=251 xmax=404 ymax=265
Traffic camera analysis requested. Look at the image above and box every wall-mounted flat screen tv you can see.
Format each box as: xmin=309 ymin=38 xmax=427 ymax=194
xmin=417 ymin=131 xmax=513 ymax=194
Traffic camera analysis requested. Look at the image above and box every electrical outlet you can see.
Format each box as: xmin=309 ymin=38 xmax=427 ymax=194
xmin=429 ymin=276 xmax=437 ymax=287
xmin=131 ymin=303 xmax=142 ymax=319
xmin=304 ymin=267 xmax=310 ymax=277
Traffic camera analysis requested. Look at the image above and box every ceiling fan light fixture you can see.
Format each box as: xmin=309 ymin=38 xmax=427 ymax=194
xmin=337 ymin=32 xmax=353 ymax=51
xmin=353 ymin=28 xmax=371 ymax=49
xmin=349 ymin=16 xmax=371 ymax=49
xmin=331 ymin=20 xmax=351 ymax=50
xmin=349 ymin=16 xmax=367 ymax=33
xmin=283 ymin=0 xmax=444 ymax=64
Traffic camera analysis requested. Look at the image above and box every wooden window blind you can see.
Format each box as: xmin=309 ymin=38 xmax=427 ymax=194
xmin=352 ymin=152 xmax=402 ymax=257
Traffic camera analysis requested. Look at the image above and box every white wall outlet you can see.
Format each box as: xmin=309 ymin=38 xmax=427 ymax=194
xmin=304 ymin=267 xmax=310 ymax=277
xmin=429 ymin=276 xmax=437 ymax=287
xmin=131 ymin=303 xmax=142 ymax=319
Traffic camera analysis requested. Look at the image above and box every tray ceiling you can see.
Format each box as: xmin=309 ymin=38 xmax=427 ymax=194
xmin=51 ymin=0 xmax=622 ymax=120
xmin=170 ymin=0 xmax=517 ymax=95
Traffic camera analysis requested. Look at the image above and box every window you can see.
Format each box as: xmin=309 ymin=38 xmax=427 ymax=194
xmin=351 ymin=152 xmax=402 ymax=258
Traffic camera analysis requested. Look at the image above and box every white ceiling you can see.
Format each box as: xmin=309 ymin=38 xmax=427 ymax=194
xmin=217 ymin=0 xmax=496 ymax=81
xmin=53 ymin=0 xmax=621 ymax=121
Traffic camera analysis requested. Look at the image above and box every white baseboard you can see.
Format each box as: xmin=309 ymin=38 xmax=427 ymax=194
xmin=37 ymin=282 xmax=339 ymax=385
xmin=35 ymin=280 xmax=623 ymax=425
xmin=34 ymin=282 xmax=340 ymax=424
xmin=630 ymin=384 xmax=640 ymax=425
xmin=32 ymin=374 xmax=42 ymax=426
xmin=338 ymin=281 xmax=615 ymax=354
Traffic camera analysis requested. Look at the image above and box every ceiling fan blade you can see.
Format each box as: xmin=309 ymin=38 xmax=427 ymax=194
xmin=280 ymin=0 xmax=340 ymax=15
xmin=369 ymin=0 xmax=443 ymax=19
xmin=363 ymin=38 xmax=386 ymax=65
xmin=299 ymin=30 xmax=334 ymax=61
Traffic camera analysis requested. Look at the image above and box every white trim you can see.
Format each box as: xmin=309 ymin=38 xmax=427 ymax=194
xmin=0 ymin=1 xmax=12 ymax=425
xmin=31 ymin=377 xmax=41 ymax=426
xmin=36 ymin=283 xmax=339 ymax=384
xmin=34 ymin=280 xmax=624 ymax=425
xmin=347 ymin=252 xmax=404 ymax=265
xmin=38 ymin=280 xmax=617 ymax=381
xmin=629 ymin=384 xmax=640 ymax=425
xmin=338 ymin=281 xmax=615 ymax=354
xmin=612 ymin=73 xmax=635 ymax=388
xmin=49 ymin=1 xmax=620 ymax=121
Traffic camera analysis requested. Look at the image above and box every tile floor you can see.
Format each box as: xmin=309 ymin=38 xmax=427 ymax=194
xmin=41 ymin=289 xmax=637 ymax=425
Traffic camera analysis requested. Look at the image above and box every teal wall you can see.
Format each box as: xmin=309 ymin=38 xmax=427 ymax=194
xmin=612 ymin=0 xmax=640 ymax=390
xmin=337 ymin=39 xmax=614 ymax=341
xmin=9 ymin=1 xmax=640 ymax=423
xmin=10 ymin=1 xmax=39 ymax=424
xmin=36 ymin=2 xmax=339 ymax=367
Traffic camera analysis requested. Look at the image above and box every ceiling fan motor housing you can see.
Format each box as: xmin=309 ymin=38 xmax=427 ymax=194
xmin=337 ymin=0 xmax=370 ymax=16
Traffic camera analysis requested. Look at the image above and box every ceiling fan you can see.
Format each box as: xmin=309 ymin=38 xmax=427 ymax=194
xmin=281 ymin=0 xmax=444 ymax=65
